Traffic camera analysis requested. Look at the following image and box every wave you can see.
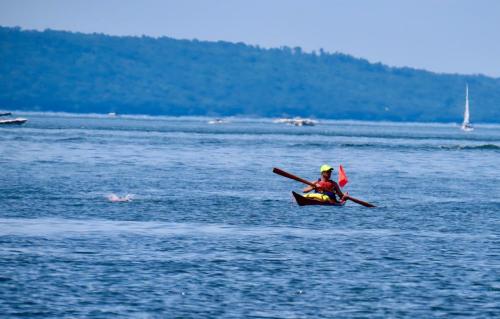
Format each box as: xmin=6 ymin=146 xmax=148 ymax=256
xmin=0 ymin=218 xmax=492 ymax=240
xmin=455 ymin=144 xmax=500 ymax=150
xmin=11 ymin=118 xmax=500 ymax=144
xmin=55 ymin=137 xmax=87 ymax=142
xmin=434 ymin=144 xmax=500 ymax=151
xmin=288 ymin=142 xmax=500 ymax=151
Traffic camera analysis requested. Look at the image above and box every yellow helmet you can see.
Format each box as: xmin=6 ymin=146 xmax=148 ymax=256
xmin=320 ymin=164 xmax=333 ymax=173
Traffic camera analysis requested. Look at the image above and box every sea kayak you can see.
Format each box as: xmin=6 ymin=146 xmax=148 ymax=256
xmin=292 ymin=191 xmax=345 ymax=207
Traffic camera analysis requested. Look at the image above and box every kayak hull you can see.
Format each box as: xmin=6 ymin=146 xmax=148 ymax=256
xmin=0 ymin=118 xmax=27 ymax=125
xmin=292 ymin=191 xmax=345 ymax=207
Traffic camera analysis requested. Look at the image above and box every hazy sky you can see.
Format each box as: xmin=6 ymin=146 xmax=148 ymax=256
xmin=1 ymin=0 xmax=499 ymax=77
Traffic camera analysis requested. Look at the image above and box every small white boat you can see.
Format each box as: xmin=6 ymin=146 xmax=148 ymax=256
xmin=108 ymin=112 xmax=117 ymax=117
xmin=208 ymin=118 xmax=228 ymax=125
xmin=461 ymin=84 xmax=473 ymax=132
xmin=0 ymin=117 xmax=27 ymax=125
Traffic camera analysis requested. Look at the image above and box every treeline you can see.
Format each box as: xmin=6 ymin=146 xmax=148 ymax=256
xmin=1 ymin=26 xmax=499 ymax=122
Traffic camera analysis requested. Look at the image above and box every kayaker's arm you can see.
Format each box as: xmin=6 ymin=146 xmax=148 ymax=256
xmin=332 ymin=181 xmax=344 ymax=198
xmin=303 ymin=185 xmax=314 ymax=193
xmin=303 ymin=182 xmax=319 ymax=193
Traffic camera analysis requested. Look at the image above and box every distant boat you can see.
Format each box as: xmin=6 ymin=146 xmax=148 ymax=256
xmin=461 ymin=84 xmax=473 ymax=132
xmin=0 ymin=112 xmax=12 ymax=117
xmin=208 ymin=118 xmax=228 ymax=125
xmin=273 ymin=117 xmax=317 ymax=126
xmin=108 ymin=112 xmax=117 ymax=117
xmin=0 ymin=117 xmax=27 ymax=125
xmin=292 ymin=118 xmax=316 ymax=126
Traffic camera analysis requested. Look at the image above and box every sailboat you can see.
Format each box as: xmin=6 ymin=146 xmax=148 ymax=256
xmin=461 ymin=84 xmax=473 ymax=131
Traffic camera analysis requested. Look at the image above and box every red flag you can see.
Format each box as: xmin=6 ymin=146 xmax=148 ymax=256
xmin=338 ymin=165 xmax=348 ymax=187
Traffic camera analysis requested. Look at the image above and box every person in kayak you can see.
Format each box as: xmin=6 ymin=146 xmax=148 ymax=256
xmin=302 ymin=164 xmax=345 ymax=203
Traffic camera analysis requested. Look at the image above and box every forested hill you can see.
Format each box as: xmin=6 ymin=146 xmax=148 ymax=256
xmin=1 ymin=26 xmax=499 ymax=122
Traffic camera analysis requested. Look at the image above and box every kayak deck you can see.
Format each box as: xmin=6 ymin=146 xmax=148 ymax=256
xmin=292 ymin=191 xmax=345 ymax=207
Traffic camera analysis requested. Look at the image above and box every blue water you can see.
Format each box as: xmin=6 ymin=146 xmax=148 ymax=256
xmin=1 ymin=113 xmax=499 ymax=318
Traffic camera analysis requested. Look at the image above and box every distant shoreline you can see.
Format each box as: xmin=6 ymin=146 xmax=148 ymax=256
xmin=2 ymin=26 xmax=499 ymax=123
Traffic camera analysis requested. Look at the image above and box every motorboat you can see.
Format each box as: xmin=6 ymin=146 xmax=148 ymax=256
xmin=0 ymin=117 xmax=27 ymax=125
xmin=273 ymin=117 xmax=317 ymax=126
xmin=208 ymin=118 xmax=228 ymax=125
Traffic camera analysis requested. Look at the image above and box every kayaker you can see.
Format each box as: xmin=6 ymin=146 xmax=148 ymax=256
xmin=303 ymin=164 xmax=345 ymax=202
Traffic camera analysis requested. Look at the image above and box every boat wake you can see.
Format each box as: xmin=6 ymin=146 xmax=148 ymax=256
xmin=107 ymin=193 xmax=133 ymax=202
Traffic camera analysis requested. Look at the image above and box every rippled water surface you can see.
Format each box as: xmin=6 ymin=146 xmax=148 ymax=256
xmin=1 ymin=113 xmax=499 ymax=318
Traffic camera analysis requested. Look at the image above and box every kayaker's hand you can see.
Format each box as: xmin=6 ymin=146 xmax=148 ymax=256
xmin=315 ymin=186 xmax=324 ymax=192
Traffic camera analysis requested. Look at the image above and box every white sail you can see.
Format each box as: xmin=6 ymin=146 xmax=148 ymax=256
xmin=463 ymin=85 xmax=470 ymax=125
xmin=461 ymin=84 xmax=473 ymax=131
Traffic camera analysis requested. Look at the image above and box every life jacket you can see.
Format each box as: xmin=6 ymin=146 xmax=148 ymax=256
xmin=315 ymin=179 xmax=337 ymax=201
xmin=316 ymin=179 xmax=335 ymax=191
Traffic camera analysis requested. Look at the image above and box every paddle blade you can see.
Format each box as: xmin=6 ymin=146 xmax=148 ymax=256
xmin=272 ymin=167 xmax=316 ymax=187
xmin=273 ymin=167 xmax=292 ymax=179
xmin=345 ymin=195 xmax=376 ymax=208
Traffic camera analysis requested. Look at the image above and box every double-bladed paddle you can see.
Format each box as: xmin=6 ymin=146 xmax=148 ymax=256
xmin=272 ymin=167 xmax=376 ymax=208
